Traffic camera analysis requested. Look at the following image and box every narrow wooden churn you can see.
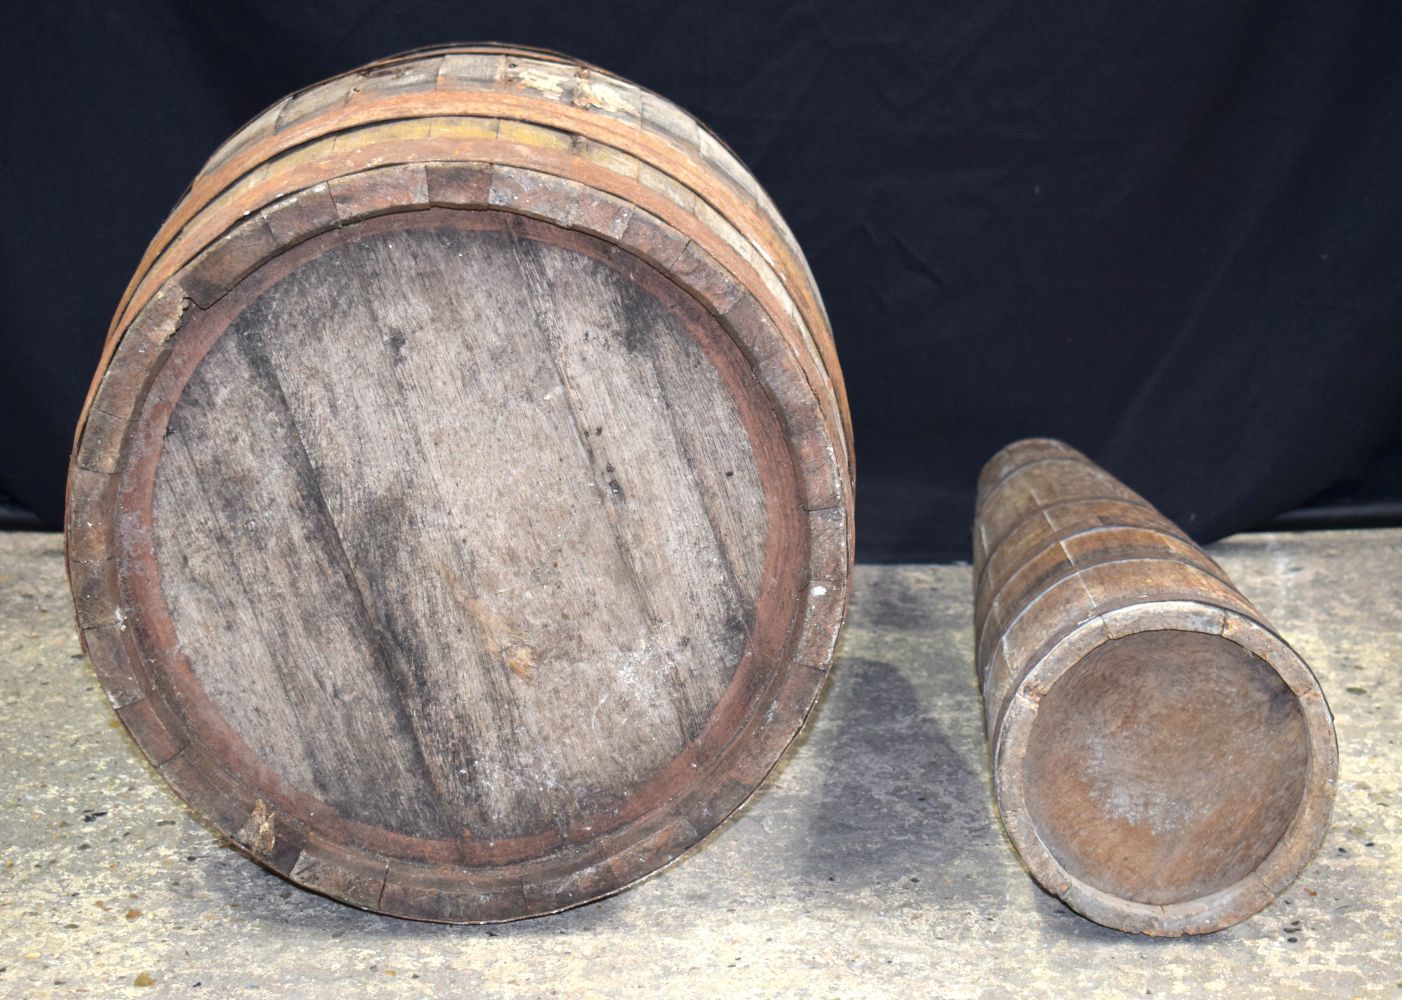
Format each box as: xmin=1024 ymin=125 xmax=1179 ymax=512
xmin=973 ymin=439 xmax=1336 ymax=935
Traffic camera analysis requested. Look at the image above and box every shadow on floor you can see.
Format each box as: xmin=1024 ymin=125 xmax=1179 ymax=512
xmin=800 ymin=655 xmax=990 ymax=885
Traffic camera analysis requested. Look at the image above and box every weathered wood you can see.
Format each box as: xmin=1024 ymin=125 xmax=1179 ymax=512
xmin=67 ymin=46 xmax=851 ymax=922
xmin=972 ymin=439 xmax=1337 ymax=935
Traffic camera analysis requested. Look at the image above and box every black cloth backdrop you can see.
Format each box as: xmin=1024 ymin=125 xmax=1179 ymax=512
xmin=3 ymin=2 xmax=1401 ymax=560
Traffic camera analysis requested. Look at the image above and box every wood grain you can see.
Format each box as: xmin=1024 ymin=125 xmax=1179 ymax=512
xmin=154 ymin=215 xmax=764 ymax=841
xmin=972 ymin=439 xmax=1337 ymax=936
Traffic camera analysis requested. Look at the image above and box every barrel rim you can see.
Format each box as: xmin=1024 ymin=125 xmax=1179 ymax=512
xmin=992 ymin=600 xmax=1338 ymax=936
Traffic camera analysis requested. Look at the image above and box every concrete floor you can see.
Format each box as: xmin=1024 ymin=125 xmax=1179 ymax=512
xmin=0 ymin=528 xmax=1398 ymax=998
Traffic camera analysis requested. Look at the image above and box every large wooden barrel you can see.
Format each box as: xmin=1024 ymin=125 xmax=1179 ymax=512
xmin=66 ymin=44 xmax=852 ymax=922
xmin=972 ymin=439 xmax=1335 ymax=935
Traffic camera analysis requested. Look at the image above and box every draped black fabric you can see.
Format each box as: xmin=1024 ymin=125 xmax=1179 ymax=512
xmin=4 ymin=1 xmax=1401 ymax=559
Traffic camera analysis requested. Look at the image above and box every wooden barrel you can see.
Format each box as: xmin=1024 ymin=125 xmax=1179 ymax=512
xmin=66 ymin=44 xmax=852 ymax=922
xmin=972 ymin=439 xmax=1335 ymax=935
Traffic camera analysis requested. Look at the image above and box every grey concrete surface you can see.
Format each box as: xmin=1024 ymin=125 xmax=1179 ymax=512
xmin=0 ymin=528 xmax=1398 ymax=998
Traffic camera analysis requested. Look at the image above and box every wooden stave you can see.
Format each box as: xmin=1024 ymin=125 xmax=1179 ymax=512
xmin=66 ymin=47 xmax=852 ymax=922
xmin=970 ymin=439 xmax=1337 ymax=935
